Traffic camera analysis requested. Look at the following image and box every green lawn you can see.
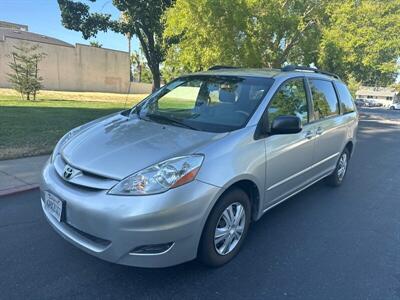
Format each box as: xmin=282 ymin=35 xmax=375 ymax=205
xmin=0 ymin=89 xmax=146 ymax=160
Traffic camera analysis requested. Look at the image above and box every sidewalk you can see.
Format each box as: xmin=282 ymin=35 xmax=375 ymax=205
xmin=0 ymin=155 xmax=49 ymax=196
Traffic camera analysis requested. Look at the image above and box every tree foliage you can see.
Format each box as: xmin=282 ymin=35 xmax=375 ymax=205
xmin=164 ymin=0 xmax=328 ymax=72
xmin=58 ymin=0 xmax=400 ymax=87
xmin=131 ymin=50 xmax=152 ymax=83
xmin=7 ymin=44 xmax=46 ymax=101
xmin=89 ymin=40 xmax=102 ymax=47
xmin=164 ymin=0 xmax=400 ymax=86
xmin=318 ymin=0 xmax=400 ymax=86
xmin=392 ymin=83 xmax=400 ymax=93
xmin=58 ymin=0 xmax=173 ymax=90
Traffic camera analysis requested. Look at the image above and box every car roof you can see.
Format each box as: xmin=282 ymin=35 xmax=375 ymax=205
xmin=190 ymin=67 xmax=341 ymax=82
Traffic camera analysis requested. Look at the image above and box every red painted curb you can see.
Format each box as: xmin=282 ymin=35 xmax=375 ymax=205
xmin=0 ymin=184 xmax=39 ymax=197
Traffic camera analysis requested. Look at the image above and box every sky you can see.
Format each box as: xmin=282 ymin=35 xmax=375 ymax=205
xmin=0 ymin=0 xmax=139 ymax=52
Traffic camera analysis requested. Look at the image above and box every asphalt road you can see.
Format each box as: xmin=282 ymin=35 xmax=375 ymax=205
xmin=1 ymin=109 xmax=400 ymax=300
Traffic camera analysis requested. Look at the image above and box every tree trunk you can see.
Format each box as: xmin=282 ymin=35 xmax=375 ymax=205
xmin=138 ymin=64 xmax=142 ymax=83
xmin=270 ymin=59 xmax=283 ymax=69
xmin=136 ymin=27 xmax=161 ymax=92
xmin=151 ymin=64 xmax=161 ymax=92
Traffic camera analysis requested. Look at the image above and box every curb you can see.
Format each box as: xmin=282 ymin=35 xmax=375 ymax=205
xmin=0 ymin=184 xmax=39 ymax=197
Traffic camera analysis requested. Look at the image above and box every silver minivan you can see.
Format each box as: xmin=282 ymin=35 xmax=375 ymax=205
xmin=41 ymin=66 xmax=358 ymax=268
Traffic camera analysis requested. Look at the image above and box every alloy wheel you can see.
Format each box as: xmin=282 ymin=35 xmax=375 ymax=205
xmin=214 ymin=202 xmax=246 ymax=255
xmin=337 ymin=152 xmax=348 ymax=181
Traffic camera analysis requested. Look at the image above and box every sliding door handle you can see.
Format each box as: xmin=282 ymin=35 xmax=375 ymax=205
xmin=304 ymin=130 xmax=314 ymax=139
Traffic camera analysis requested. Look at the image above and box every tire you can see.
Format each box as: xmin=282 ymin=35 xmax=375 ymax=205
xmin=390 ymin=106 xmax=395 ymax=110
xmin=198 ymin=188 xmax=251 ymax=267
xmin=326 ymin=148 xmax=350 ymax=187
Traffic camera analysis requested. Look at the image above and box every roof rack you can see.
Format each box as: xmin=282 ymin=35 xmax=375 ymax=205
xmin=281 ymin=65 xmax=340 ymax=80
xmin=208 ymin=65 xmax=239 ymax=71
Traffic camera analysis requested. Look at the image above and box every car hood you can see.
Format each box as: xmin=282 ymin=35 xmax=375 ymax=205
xmin=61 ymin=113 xmax=227 ymax=180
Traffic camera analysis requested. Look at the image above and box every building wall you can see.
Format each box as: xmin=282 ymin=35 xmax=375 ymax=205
xmin=0 ymin=37 xmax=133 ymax=94
xmin=356 ymin=89 xmax=400 ymax=106
xmin=130 ymin=82 xmax=153 ymax=94
xmin=357 ymin=94 xmax=394 ymax=101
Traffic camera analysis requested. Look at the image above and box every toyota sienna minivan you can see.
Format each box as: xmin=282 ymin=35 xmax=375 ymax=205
xmin=41 ymin=65 xmax=358 ymax=268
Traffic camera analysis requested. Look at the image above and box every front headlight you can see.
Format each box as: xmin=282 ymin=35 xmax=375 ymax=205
xmin=108 ymin=155 xmax=204 ymax=196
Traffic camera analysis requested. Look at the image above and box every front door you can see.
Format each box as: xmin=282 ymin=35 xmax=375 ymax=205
xmin=264 ymin=78 xmax=317 ymax=208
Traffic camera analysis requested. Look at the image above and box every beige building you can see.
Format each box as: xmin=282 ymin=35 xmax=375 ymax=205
xmin=356 ymin=86 xmax=400 ymax=106
xmin=0 ymin=21 xmax=151 ymax=94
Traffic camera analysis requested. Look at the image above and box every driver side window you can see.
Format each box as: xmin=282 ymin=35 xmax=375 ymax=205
xmin=267 ymin=78 xmax=309 ymax=127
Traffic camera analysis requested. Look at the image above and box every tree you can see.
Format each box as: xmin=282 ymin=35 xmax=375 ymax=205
xmin=7 ymin=44 xmax=46 ymax=101
xmin=347 ymin=75 xmax=361 ymax=98
xmin=392 ymin=82 xmax=400 ymax=93
xmin=130 ymin=50 xmax=153 ymax=83
xmin=89 ymin=40 xmax=102 ymax=47
xmin=163 ymin=0 xmax=328 ymax=72
xmin=164 ymin=0 xmax=399 ymax=87
xmin=58 ymin=0 xmax=173 ymax=91
xmin=318 ymin=0 xmax=400 ymax=86
xmin=131 ymin=50 xmax=144 ymax=82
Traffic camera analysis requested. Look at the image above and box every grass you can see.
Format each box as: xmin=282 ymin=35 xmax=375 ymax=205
xmin=0 ymin=88 xmax=147 ymax=160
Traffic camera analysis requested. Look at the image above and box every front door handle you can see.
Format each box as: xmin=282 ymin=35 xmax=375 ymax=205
xmin=304 ymin=130 xmax=314 ymax=139
xmin=316 ymin=127 xmax=324 ymax=135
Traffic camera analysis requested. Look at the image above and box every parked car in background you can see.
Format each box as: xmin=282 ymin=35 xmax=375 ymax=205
xmin=355 ymin=99 xmax=366 ymax=107
xmin=41 ymin=65 xmax=358 ymax=268
xmin=364 ymin=99 xmax=374 ymax=107
xmin=389 ymin=100 xmax=400 ymax=110
xmin=364 ymin=99 xmax=381 ymax=107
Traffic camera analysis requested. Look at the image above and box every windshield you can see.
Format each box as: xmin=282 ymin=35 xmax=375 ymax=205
xmin=136 ymin=75 xmax=274 ymax=132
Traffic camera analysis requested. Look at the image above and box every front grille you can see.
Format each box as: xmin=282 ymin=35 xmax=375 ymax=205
xmin=53 ymin=155 xmax=119 ymax=190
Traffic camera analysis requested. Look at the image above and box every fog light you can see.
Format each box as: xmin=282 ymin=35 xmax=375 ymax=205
xmin=129 ymin=242 xmax=174 ymax=255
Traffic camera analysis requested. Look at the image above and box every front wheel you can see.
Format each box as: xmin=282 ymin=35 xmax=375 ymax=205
xmin=390 ymin=106 xmax=395 ymax=110
xmin=326 ymin=148 xmax=350 ymax=187
xmin=198 ymin=188 xmax=251 ymax=267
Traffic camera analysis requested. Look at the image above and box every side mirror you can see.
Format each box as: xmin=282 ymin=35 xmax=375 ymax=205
xmin=271 ymin=115 xmax=302 ymax=135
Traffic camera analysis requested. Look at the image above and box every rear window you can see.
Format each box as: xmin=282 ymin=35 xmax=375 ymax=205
xmin=335 ymin=82 xmax=356 ymax=114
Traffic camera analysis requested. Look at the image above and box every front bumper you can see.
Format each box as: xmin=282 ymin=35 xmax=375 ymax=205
xmin=40 ymin=160 xmax=221 ymax=268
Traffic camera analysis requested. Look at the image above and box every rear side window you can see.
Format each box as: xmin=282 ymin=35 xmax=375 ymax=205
xmin=308 ymin=79 xmax=339 ymax=120
xmin=335 ymin=82 xmax=356 ymax=114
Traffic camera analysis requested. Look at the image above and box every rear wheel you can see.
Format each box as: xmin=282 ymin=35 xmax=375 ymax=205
xmin=390 ymin=106 xmax=395 ymax=110
xmin=326 ymin=148 xmax=350 ymax=187
xmin=198 ymin=188 xmax=251 ymax=267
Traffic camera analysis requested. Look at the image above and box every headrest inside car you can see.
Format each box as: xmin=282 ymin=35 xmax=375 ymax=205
xmin=219 ymin=89 xmax=236 ymax=103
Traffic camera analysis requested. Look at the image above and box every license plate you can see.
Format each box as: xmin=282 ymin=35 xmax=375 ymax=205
xmin=44 ymin=192 xmax=63 ymax=222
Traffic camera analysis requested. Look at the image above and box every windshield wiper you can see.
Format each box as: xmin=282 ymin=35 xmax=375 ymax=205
xmin=146 ymin=114 xmax=199 ymax=131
